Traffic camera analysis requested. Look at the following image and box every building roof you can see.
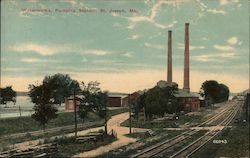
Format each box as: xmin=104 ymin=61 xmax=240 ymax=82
xmin=174 ymin=89 xmax=199 ymax=98
xmin=108 ymin=92 xmax=128 ymax=98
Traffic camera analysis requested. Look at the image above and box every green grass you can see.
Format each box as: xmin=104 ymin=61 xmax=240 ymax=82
xmin=121 ymin=113 xmax=202 ymax=129
xmin=57 ymin=135 xmax=117 ymax=157
xmin=0 ymin=112 xmax=93 ymax=136
xmin=0 ymin=108 xmax=128 ymax=152
xmin=0 ymin=108 xmax=128 ymax=136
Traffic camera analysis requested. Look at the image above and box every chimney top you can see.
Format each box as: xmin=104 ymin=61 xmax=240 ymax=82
xmin=168 ymin=30 xmax=172 ymax=32
xmin=185 ymin=23 xmax=189 ymax=25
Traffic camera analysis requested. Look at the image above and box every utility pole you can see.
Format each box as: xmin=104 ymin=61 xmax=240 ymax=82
xmin=246 ymin=93 xmax=249 ymax=122
xmin=129 ymin=94 xmax=132 ymax=134
xmin=74 ymin=87 xmax=78 ymax=138
xmin=19 ymin=104 xmax=22 ymax=117
xmin=18 ymin=104 xmax=24 ymax=132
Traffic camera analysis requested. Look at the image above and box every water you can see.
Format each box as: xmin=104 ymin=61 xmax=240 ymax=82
xmin=0 ymin=96 xmax=34 ymax=118
xmin=0 ymin=96 xmax=65 ymax=119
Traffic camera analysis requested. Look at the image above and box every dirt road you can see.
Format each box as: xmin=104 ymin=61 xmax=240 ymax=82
xmin=73 ymin=112 xmax=149 ymax=157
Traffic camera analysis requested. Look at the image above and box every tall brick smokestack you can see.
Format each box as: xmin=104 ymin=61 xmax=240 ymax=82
xmin=183 ymin=23 xmax=190 ymax=92
xmin=167 ymin=30 xmax=172 ymax=82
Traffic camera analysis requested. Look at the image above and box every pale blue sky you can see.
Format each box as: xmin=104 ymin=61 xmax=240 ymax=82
xmin=1 ymin=0 xmax=249 ymax=93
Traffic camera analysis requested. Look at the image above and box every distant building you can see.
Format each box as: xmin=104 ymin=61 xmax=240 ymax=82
xmin=107 ymin=93 xmax=128 ymax=107
xmin=122 ymin=91 xmax=143 ymax=107
xmin=174 ymin=90 xmax=200 ymax=112
xmin=65 ymin=96 xmax=82 ymax=112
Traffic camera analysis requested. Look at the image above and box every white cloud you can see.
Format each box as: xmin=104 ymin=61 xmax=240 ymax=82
xmin=122 ymin=52 xmax=133 ymax=58
xmin=144 ymin=42 xmax=165 ymax=50
xmin=238 ymin=41 xmax=243 ymax=45
xmin=227 ymin=37 xmax=238 ymax=45
xmin=196 ymin=0 xmax=226 ymax=15
xmin=81 ymin=49 xmax=112 ymax=56
xmin=11 ymin=43 xmax=112 ymax=56
xmin=193 ymin=55 xmax=211 ymax=62
xmin=128 ymin=34 xmax=140 ymax=40
xmin=12 ymin=43 xmax=60 ymax=55
xmin=206 ymin=9 xmax=226 ymax=15
xmin=112 ymin=0 xmax=181 ymax=30
xmin=193 ymin=53 xmax=235 ymax=62
xmin=20 ymin=58 xmax=45 ymax=63
xmin=81 ymin=57 xmax=88 ymax=63
xmin=219 ymin=0 xmax=229 ymax=5
xmin=20 ymin=57 xmax=59 ymax=63
xmin=214 ymin=44 xmax=235 ymax=51
xmin=177 ymin=43 xmax=205 ymax=50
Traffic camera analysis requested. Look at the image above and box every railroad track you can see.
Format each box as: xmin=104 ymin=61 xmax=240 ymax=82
xmin=169 ymin=100 xmax=242 ymax=158
xmin=131 ymin=100 xmax=242 ymax=158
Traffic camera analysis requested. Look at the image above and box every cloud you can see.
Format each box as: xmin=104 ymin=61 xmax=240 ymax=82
xmin=12 ymin=43 xmax=60 ymax=55
xmin=144 ymin=42 xmax=165 ymax=50
xmin=227 ymin=37 xmax=238 ymax=45
xmin=81 ymin=57 xmax=88 ymax=63
xmin=193 ymin=53 xmax=235 ymax=62
xmin=206 ymin=9 xmax=226 ymax=15
xmin=213 ymin=44 xmax=235 ymax=51
xmin=81 ymin=49 xmax=112 ymax=56
xmin=195 ymin=0 xmax=226 ymax=15
xmin=238 ymin=41 xmax=243 ymax=45
xmin=112 ymin=0 xmax=180 ymax=30
xmin=20 ymin=58 xmax=46 ymax=63
xmin=177 ymin=43 xmax=205 ymax=50
xmin=128 ymin=34 xmax=140 ymax=40
xmin=193 ymin=55 xmax=212 ymax=62
xmin=122 ymin=52 xmax=133 ymax=58
xmin=11 ymin=43 xmax=112 ymax=56
xmin=219 ymin=0 xmax=229 ymax=5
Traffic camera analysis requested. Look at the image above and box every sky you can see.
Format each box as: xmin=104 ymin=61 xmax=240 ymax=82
xmin=1 ymin=0 xmax=249 ymax=93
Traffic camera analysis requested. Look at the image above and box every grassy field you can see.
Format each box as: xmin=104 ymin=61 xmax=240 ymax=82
xmin=120 ymin=105 xmax=224 ymax=129
xmin=54 ymin=134 xmax=117 ymax=157
xmin=0 ymin=108 xmax=128 ymax=136
xmin=121 ymin=113 xmax=202 ymax=129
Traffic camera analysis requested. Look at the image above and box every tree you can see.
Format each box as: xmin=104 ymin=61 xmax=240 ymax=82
xmin=43 ymin=73 xmax=81 ymax=105
xmin=28 ymin=79 xmax=58 ymax=131
xmin=134 ymin=92 xmax=146 ymax=120
xmin=0 ymin=86 xmax=16 ymax=105
xmin=78 ymin=81 xmax=108 ymax=134
xmin=139 ymin=83 xmax=179 ymax=120
xmin=200 ymin=80 xmax=230 ymax=105
xmin=95 ymin=91 xmax=108 ymax=134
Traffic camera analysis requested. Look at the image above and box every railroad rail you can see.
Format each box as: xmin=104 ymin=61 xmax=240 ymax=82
xmin=131 ymin=100 xmax=242 ymax=158
xmin=170 ymin=101 xmax=241 ymax=158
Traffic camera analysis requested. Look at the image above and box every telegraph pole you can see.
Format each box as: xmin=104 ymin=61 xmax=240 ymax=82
xmin=74 ymin=87 xmax=78 ymax=138
xmin=129 ymin=94 xmax=132 ymax=134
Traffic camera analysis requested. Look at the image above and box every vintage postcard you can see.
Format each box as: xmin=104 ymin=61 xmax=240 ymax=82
xmin=0 ymin=0 xmax=249 ymax=157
